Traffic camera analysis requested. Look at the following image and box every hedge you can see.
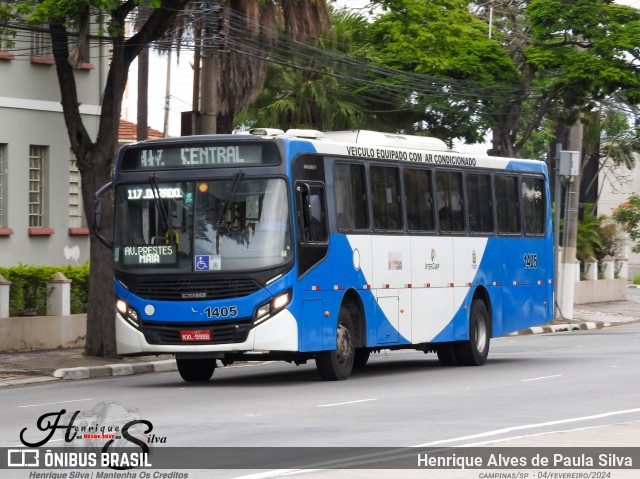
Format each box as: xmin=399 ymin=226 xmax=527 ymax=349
xmin=0 ymin=263 xmax=89 ymax=316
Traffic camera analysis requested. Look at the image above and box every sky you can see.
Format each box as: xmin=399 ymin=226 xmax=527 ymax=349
xmin=124 ymin=0 xmax=639 ymax=139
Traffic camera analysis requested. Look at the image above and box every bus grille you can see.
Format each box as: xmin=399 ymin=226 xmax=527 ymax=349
xmin=133 ymin=278 xmax=261 ymax=301
xmin=141 ymin=318 xmax=253 ymax=345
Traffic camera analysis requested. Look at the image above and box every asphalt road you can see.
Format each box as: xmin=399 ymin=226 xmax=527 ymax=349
xmin=2 ymin=324 xmax=639 ymax=479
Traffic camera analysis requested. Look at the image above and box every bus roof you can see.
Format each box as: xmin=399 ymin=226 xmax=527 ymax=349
xmin=245 ymin=128 xmax=449 ymax=151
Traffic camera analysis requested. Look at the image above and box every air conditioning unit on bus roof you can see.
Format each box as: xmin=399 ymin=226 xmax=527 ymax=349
xmin=322 ymin=130 xmax=449 ymax=151
xmin=248 ymin=128 xmax=449 ymax=152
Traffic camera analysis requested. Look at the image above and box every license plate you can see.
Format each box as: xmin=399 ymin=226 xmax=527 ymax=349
xmin=179 ymin=330 xmax=211 ymax=342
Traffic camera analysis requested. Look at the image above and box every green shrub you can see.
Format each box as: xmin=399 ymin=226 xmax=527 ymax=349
xmin=0 ymin=263 xmax=89 ymax=316
xmin=633 ymin=276 xmax=640 ymax=285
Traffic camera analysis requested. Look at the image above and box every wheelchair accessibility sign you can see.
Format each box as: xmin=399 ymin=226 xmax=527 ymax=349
xmin=195 ymin=254 xmax=222 ymax=271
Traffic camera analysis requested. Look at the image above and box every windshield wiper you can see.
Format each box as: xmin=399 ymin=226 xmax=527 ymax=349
xmin=215 ymin=171 xmax=244 ymax=228
xmin=149 ymin=174 xmax=175 ymax=244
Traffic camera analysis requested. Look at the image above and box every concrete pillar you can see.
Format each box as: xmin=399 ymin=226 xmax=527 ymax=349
xmin=601 ymin=255 xmax=615 ymax=280
xmin=47 ymin=272 xmax=71 ymax=316
xmin=616 ymin=257 xmax=628 ymax=279
xmin=0 ymin=274 xmax=11 ymax=319
xmin=584 ymin=256 xmax=598 ymax=281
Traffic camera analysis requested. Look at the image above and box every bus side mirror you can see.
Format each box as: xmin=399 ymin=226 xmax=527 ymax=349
xmin=94 ymin=181 xmax=114 ymax=249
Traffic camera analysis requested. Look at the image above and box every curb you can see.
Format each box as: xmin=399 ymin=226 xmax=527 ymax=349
xmin=53 ymin=359 xmax=177 ymax=380
xmin=511 ymin=320 xmax=611 ymax=336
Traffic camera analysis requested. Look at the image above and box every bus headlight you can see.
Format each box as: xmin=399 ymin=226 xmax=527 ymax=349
xmin=254 ymin=290 xmax=291 ymax=325
xmin=116 ymin=299 xmax=141 ymax=329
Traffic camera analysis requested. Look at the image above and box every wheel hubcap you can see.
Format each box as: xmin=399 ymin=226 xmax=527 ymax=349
xmin=475 ymin=314 xmax=487 ymax=353
xmin=336 ymin=323 xmax=354 ymax=365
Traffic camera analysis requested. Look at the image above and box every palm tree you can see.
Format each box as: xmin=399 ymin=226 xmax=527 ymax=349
xmin=203 ymin=0 xmax=332 ymax=133
xmin=237 ymin=9 xmax=371 ymax=131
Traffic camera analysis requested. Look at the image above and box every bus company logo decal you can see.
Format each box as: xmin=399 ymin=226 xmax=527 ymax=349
xmin=388 ymin=252 xmax=402 ymax=270
xmin=471 ymin=249 xmax=478 ymax=269
xmin=14 ymin=401 xmax=165 ymax=470
xmin=425 ymin=248 xmax=440 ymax=270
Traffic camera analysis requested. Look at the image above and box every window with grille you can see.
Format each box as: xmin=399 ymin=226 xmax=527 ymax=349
xmin=31 ymin=27 xmax=52 ymax=58
xmin=0 ymin=145 xmax=5 ymax=227
xmin=29 ymin=146 xmax=46 ymax=227
xmin=69 ymin=154 xmax=85 ymax=228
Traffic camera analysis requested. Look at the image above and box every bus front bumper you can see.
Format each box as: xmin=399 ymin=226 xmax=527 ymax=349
xmin=115 ymin=309 xmax=299 ymax=356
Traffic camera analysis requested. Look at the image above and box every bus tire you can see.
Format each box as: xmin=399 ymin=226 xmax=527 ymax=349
xmin=315 ymin=306 xmax=355 ymax=380
xmin=455 ymin=299 xmax=491 ymax=366
xmin=353 ymin=348 xmax=370 ymax=368
xmin=176 ymin=358 xmax=216 ymax=382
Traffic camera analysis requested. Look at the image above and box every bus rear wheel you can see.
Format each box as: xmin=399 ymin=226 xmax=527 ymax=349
xmin=176 ymin=358 xmax=216 ymax=382
xmin=455 ymin=299 xmax=491 ymax=366
xmin=315 ymin=307 xmax=355 ymax=380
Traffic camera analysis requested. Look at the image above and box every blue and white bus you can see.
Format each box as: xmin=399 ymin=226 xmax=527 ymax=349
xmin=96 ymin=128 xmax=553 ymax=381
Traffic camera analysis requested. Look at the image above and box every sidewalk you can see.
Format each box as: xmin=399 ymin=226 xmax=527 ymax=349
xmin=1 ymin=293 xmax=639 ymax=387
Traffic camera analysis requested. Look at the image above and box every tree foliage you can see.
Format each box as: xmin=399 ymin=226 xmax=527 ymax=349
xmin=213 ymin=0 xmax=332 ymax=133
xmin=366 ymin=0 xmax=518 ymax=143
xmin=612 ymin=195 xmax=640 ymax=254
xmin=355 ymin=0 xmax=640 ymax=157
xmin=1 ymin=0 xmax=191 ymax=357
xmin=238 ymin=9 xmax=370 ymax=130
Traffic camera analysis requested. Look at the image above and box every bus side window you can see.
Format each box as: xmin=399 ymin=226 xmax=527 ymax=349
xmin=495 ymin=175 xmax=521 ymax=234
xmin=466 ymin=173 xmax=494 ymax=234
xmin=404 ymin=168 xmax=434 ymax=231
xmin=334 ymin=163 xmax=369 ymax=231
xmin=436 ymin=170 xmax=465 ymax=233
xmin=370 ymin=165 xmax=402 ymax=231
xmin=522 ymin=176 xmax=545 ymax=235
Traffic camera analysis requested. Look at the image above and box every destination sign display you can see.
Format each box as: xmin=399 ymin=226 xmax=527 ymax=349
xmin=121 ymin=245 xmax=177 ymax=266
xmin=120 ymin=142 xmax=280 ymax=170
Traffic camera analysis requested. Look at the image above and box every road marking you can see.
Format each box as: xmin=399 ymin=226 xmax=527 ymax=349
xmin=316 ymin=398 xmax=377 ymax=408
xmin=413 ymin=407 xmax=640 ymax=447
xmin=230 ymin=409 xmax=640 ymax=479
xmin=19 ymin=398 xmax=94 ymax=408
xmin=521 ymin=374 xmax=562 ymax=382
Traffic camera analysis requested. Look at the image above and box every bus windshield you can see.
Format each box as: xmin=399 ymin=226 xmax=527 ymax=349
xmin=114 ymin=178 xmax=292 ymax=273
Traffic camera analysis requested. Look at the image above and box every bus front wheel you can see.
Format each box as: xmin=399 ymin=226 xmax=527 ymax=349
xmin=176 ymin=357 xmax=216 ymax=382
xmin=455 ymin=299 xmax=491 ymax=366
xmin=315 ymin=307 xmax=355 ymax=380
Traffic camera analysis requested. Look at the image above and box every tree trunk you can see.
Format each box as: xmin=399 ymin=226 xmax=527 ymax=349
xmin=217 ymin=110 xmax=235 ymax=134
xmin=80 ymin=148 xmax=117 ymax=357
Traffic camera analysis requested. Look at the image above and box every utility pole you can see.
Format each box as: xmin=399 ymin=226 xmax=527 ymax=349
xmin=190 ymin=22 xmax=202 ymax=135
xmin=199 ymin=4 xmax=224 ymax=134
xmin=200 ymin=49 xmax=219 ymax=134
xmin=557 ymin=123 xmax=583 ymax=320
xmin=163 ymin=48 xmax=172 ymax=137
xmin=136 ymin=6 xmax=153 ymax=141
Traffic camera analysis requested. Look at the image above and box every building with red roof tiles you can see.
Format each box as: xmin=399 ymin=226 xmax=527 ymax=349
xmin=118 ymin=119 xmax=166 ymax=143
